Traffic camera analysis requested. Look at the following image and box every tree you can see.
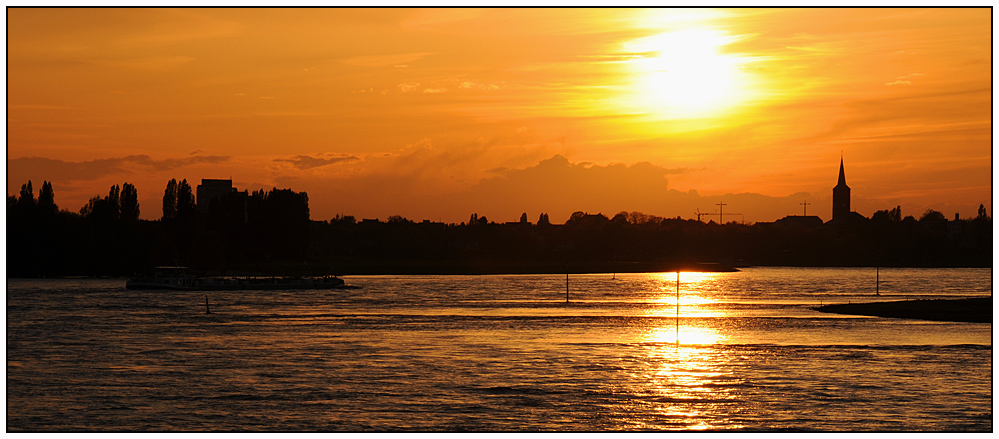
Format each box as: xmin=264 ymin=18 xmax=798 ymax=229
xmin=176 ymin=179 xmax=195 ymax=219
xmin=919 ymin=209 xmax=946 ymax=222
xmin=333 ymin=214 xmax=356 ymax=225
xmin=567 ymin=211 xmax=586 ymax=223
xmin=37 ymin=181 xmax=57 ymax=216
xmin=79 ymin=196 xmax=102 ymax=217
xmin=872 ymin=206 xmax=901 ymax=223
xmin=107 ymin=184 xmax=121 ymax=220
xmin=538 ymin=213 xmax=550 ymax=226
xmin=120 ymin=183 xmax=139 ymax=221
xmin=520 ymin=212 xmax=528 ymax=224
xmin=17 ymin=181 xmax=34 ymax=209
xmin=977 ymin=204 xmax=989 ymax=220
xmin=162 ymin=179 xmax=178 ymax=220
xmin=79 ymin=185 xmax=123 ymax=220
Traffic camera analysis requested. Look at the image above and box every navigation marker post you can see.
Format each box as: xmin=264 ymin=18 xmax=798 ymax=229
xmin=566 ymin=262 xmax=570 ymax=303
xmin=676 ymin=271 xmax=680 ymax=346
xmin=876 ymin=266 xmax=880 ymax=296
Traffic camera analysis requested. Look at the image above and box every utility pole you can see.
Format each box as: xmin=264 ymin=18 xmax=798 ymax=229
xmin=716 ymin=202 xmax=727 ymax=225
xmin=801 ymin=201 xmax=811 ymax=216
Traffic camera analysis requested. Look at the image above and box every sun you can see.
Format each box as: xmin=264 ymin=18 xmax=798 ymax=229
xmin=623 ymin=29 xmax=748 ymax=120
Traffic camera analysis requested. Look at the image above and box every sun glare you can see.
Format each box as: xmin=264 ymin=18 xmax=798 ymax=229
xmin=623 ymin=29 xmax=749 ymax=120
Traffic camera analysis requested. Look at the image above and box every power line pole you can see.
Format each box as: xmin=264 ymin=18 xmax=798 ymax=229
xmin=801 ymin=201 xmax=811 ymax=216
xmin=716 ymin=202 xmax=727 ymax=224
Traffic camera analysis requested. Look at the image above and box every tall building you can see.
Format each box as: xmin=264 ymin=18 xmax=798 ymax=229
xmin=832 ymin=157 xmax=850 ymax=220
xmin=196 ymin=179 xmax=233 ymax=212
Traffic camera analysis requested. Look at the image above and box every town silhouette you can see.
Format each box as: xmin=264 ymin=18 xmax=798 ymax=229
xmin=8 ymin=159 xmax=991 ymax=277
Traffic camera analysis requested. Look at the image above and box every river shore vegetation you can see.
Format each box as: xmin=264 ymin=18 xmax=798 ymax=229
xmin=7 ymin=180 xmax=992 ymax=277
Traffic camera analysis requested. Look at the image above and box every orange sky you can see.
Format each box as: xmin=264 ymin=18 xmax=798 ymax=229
xmin=7 ymin=8 xmax=992 ymax=223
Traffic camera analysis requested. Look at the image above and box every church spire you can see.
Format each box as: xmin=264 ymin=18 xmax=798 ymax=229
xmin=837 ymin=156 xmax=847 ymax=187
xmin=832 ymin=155 xmax=851 ymax=220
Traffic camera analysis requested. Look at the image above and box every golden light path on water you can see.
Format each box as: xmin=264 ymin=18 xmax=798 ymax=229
xmin=646 ymin=272 xmax=728 ymax=344
xmin=639 ymin=272 xmax=737 ymax=430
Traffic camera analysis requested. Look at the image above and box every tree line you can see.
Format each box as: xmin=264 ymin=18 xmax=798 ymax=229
xmin=309 ymin=206 xmax=991 ymax=273
xmin=7 ymin=179 xmax=992 ymax=277
xmin=7 ymin=180 xmax=310 ymax=276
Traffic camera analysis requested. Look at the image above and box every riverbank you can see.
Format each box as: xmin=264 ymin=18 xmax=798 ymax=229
xmin=225 ymin=259 xmax=741 ymax=276
xmin=814 ymin=297 xmax=991 ymax=323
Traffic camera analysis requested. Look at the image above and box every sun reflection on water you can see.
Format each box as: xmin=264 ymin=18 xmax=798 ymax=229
xmin=644 ymin=324 xmax=725 ymax=346
xmin=648 ymin=271 xmax=727 ymax=319
xmin=636 ymin=331 xmax=744 ymax=430
xmin=630 ymin=272 xmax=745 ymax=429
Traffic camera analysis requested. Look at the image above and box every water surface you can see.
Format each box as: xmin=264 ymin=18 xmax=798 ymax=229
xmin=6 ymin=267 xmax=992 ymax=431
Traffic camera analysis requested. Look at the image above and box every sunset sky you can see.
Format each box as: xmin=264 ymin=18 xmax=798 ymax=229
xmin=7 ymin=8 xmax=992 ymax=223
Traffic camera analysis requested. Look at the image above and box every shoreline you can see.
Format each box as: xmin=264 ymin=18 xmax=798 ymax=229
xmin=10 ymin=264 xmax=993 ymax=279
xmin=814 ymin=297 xmax=991 ymax=323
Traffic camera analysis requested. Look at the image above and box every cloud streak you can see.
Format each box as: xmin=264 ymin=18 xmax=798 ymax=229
xmin=9 ymin=154 xmax=231 ymax=182
xmin=274 ymin=154 xmax=359 ymax=170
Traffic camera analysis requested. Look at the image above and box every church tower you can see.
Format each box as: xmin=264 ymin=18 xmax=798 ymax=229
xmin=832 ymin=157 xmax=850 ymax=220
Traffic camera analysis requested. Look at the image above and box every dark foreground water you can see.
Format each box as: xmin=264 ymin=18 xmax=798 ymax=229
xmin=6 ymin=267 xmax=992 ymax=431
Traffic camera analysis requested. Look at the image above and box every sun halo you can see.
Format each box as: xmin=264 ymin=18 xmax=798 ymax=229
xmin=624 ymin=29 xmax=748 ymax=120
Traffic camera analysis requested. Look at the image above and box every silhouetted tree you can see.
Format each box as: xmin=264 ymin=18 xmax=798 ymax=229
xmin=37 ymin=181 xmax=57 ymax=217
xmin=17 ymin=181 xmax=35 ymax=210
xmin=176 ymin=179 xmax=195 ymax=220
xmin=108 ymin=184 xmax=121 ymax=220
xmin=332 ymin=214 xmax=356 ymax=225
xmin=538 ymin=213 xmax=550 ymax=226
xmin=162 ymin=179 xmax=177 ymax=220
xmin=468 ymin=213 xmax=488 ymax=225
xmin=872 ymin=205 xmax=902 ymax=223
xmin=79 ymin=195 xmax=103 ymax=217
xmin=120 ymin=183 xmax=139 ymax=222
xmin=520 ymin=212 xmax=528 ymax=224
xmin=889 ymin=206 xmax=902 ymax=222
xmin=919 ymin=209 xmax=946 ymax=222
xmin=977 ymin=204 xmax=989 ymax=220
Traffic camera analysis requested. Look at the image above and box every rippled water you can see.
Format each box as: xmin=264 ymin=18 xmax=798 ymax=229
xmin=6 ymin=267 xmax=992 ymax=431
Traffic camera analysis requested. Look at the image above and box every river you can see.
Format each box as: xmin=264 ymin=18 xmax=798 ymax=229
xmin=6 ymin=267 xmax=991 ymax=431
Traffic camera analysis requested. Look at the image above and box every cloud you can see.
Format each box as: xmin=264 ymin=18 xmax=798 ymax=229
xmin=398 ymin=82 xmax=420 ymax=93
xmin=8 ymin=154 xmax=231 ymax=182
xmin=886 ymin=72 xmax=924 ymax=86
xmin=457 ymin=80 xmax=503 ymax=90
xmin=342 ymin=52 xmax=435 ymax=67
xmin=423 ymin=88 xmax=447 ymax=94
xmin=460 ymin=155 xmax=694 ymax=220
xmin=274 ymin=154 xmax=359 ymax=170
xmin=8 ymin=104 xmax=78 ymax=111
xmin=99 ymin=55 xmax=195 ymax=72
